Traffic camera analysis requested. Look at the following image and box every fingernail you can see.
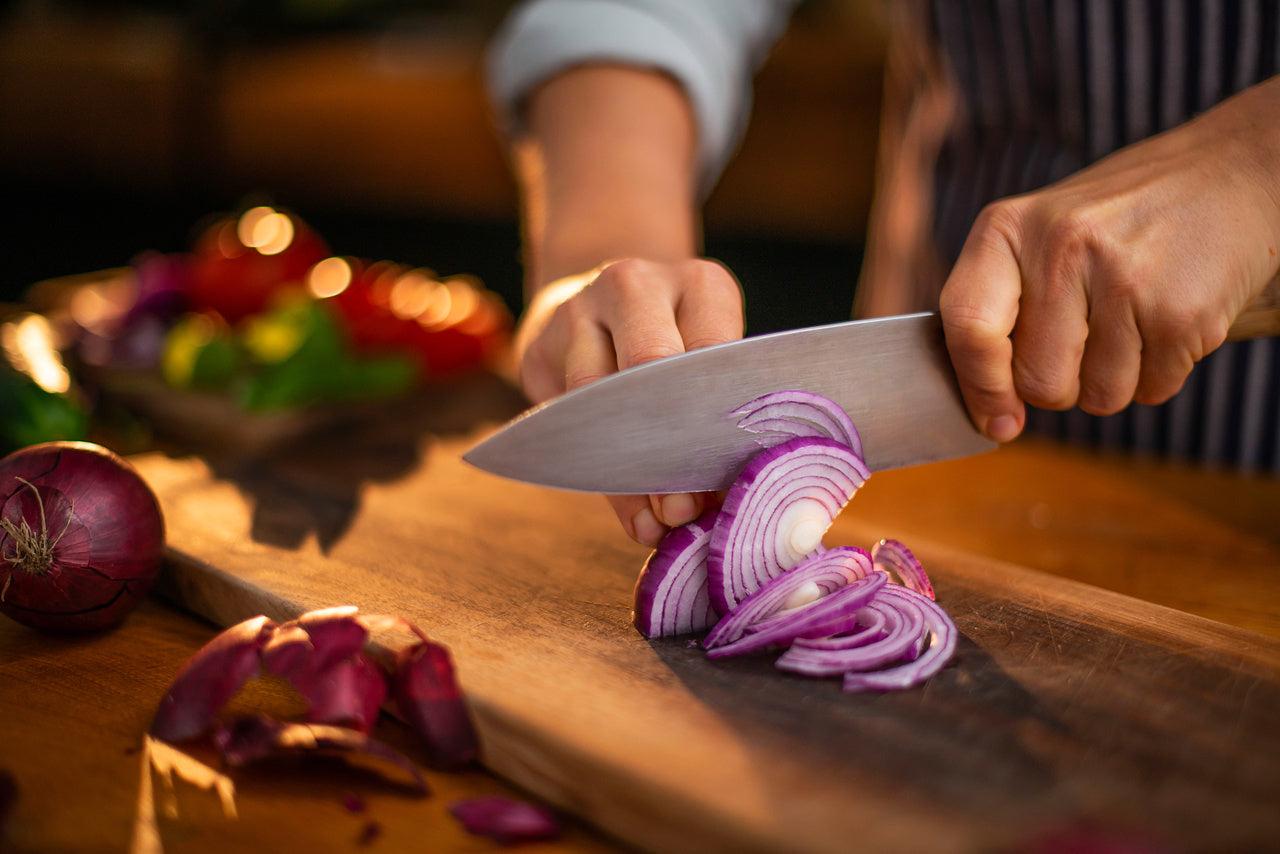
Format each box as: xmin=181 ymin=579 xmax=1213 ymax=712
xmin=631 ymin=506 xmax=666 ymax=546
xmin=986 ymin=414 xmax=1021 ymax=443
xmin=658 ymin=493 xmax=698 ymax=526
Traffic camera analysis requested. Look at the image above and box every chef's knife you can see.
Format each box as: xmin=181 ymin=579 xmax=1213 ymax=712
xmin=464 ymin=274 xmax=1280 ymax=494
xmin=463 ymin=312 xmax=994 ymax=494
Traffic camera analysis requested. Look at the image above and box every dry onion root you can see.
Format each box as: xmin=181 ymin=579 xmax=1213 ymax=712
xmin=631 ymin=390 xmax=958 ymax=692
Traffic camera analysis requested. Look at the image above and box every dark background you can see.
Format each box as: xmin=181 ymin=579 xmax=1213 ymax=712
xmin=0 ymin=0 xmax=886 ymax=335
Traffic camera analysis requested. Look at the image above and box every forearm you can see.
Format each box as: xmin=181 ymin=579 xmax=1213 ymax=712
xmin=513 ymin=64 xmax=703 ymax=297
xmin=1203 ymin=74 xmax=1280 ymax=273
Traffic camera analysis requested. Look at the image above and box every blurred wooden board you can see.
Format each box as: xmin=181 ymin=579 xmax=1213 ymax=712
xmin=129 ymin=379 xmax=1280 ymax=854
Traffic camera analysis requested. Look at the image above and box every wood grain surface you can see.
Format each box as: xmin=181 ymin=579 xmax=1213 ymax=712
xmin=111 ymin=376 xmax=1280 ymax=854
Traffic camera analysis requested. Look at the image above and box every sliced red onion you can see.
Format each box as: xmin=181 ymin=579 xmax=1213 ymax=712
xmin=150 ymin=614 xmax=278 ymax=742
xmin=707 ymin=436 xmax=870 ymax=615
xmin=706 ymin=571 xmax=887 ymax=659
xmin=211 ymin=715 xmax=428 ymax=794
xmin=632 ymin=509 xmax=718 ymax=638
xmin=703 ymin=545 xmax=871 ymax=648
xmin=872 ymin=538 xmax=935 ymax=600
xmin=775 ymin=604 xmax=891 ymax=650
xmin=775 ymin=596 xmax=926 ymax=676
xmin=448 ymin=795 xmax=562 ymax=845
xmin=841 ymin=586 xmax=957 ymax=692
xmin=731 ymin=389 xmax=863 ymax=458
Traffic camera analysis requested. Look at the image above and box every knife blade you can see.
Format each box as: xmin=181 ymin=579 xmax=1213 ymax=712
xmin=463 ymin=312 xmax=995 ymax=494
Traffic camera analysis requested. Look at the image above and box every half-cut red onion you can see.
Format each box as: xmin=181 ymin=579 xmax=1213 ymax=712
xmin=707 ymin=436 xmax=870 ymax=615
xmin=632 ymin=509 xmax=719 ymax=638
xmin=731 ymin=389 xmax=863 ymax=458
xmin=0 ymin=441 xmax=165 ymax=633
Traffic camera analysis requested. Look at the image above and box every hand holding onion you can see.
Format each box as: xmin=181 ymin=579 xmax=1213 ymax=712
xmin=0 ymin=442 xmax=165 ymax=632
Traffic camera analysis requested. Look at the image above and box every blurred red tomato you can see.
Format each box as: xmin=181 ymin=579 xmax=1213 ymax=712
xmin=187 ymin=207 xmax=331 ymax=324
xmin=319 ymin=260 xmax=511 ymax=380
xmin=322 ymin=258 xmax=415 ymax=353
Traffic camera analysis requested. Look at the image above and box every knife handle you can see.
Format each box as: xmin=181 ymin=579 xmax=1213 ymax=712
xmin=1228 ymin=271 xmax=1280 ymax=340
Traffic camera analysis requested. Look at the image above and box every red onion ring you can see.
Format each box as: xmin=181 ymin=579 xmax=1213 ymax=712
xmin=703 ymin=545 xmax=870 ymax=648
xmin=871 ymin=538 xmax=935 ymax=600
xmin=841 ymin=586 xmax=958 ymax=692
xmin=706 ymin=571 xmax=888 ymax=659
xmin=731 ymin=389 xmax=863 ymax=458
xmin=775 ymin=596 xmax=926 ymax=676
xmin=707 ymin=436 xmax=870 ymax=615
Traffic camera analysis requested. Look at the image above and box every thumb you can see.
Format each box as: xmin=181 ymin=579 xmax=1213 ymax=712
xmin=939 ymin=228 xmax=1026 ymax=443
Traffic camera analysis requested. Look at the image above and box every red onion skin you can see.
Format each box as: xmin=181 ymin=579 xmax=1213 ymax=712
xmin=392 ymin=639 xmax=480 ymax=770
xmin=150 ymin=614 xmax=278 ymax=742
xmin=448 ymin=795 xmax=562 ymax=844
xmin=0 ymin=442 xmax=165 ymax=633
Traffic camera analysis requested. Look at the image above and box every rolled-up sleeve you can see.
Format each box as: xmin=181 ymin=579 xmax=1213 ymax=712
xmin=486 ymin=0 xmax=798 ymax=193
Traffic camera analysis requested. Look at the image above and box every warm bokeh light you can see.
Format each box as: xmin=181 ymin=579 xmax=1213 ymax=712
xmin=440 ymin=279 xmax=480 ymax=327
xmin=308 ymin=257 xmax=353 ymax=299
xmin=455 ymin=292 xmax=506 ymax=337
xmin=67 ymin=276 xmax=135 ymax=335
xmin=237 ymin=206 xmax=295 ymax=256
xmin=418 ymin=279 xmax=453 ymax=327
xmin=1 ymin=312 xmax=72 ymax=393
xmin=389 ymin=270 xmax=438 ymax=320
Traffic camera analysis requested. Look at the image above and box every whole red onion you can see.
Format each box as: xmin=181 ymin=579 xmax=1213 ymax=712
xmin=0 ymin=441 xmax=165 ymax=632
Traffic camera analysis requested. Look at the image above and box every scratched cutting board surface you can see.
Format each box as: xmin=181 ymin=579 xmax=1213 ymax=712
xmin=130 ymin=380 xmax=1280 ymax=854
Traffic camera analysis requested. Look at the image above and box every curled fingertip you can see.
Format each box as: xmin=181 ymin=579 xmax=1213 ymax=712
xmin=984 ymin=413 xmax=1023 ymax=443
xmin=630 ymin=506 xmax=668 ymax=547
xmin=657 ymin=492 xmax=699 ymax=527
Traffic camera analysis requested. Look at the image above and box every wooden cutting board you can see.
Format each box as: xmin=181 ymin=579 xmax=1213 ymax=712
xmin=131 ymin=378 xmax=1280 ymax=854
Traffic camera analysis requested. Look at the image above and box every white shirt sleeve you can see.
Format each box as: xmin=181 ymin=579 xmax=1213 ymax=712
xmin=485 ymin=0 xmax=799 ymax=194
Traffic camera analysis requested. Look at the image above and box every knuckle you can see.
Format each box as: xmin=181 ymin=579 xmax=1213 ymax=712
xmin=597 ymin=258 xmax=657 ymax=298
xmin=617 ymin=333 xmax=683 ymax=369
xmin=1012 ymin=361 xmax=1076 ymax=410
xmin=679 ymin=258 xmax=740 ymax=296
xmin=1038 ymin=209 xmax=1102 ymax=287
xmin=564 ymin=365 xmax=611 ymax=391
xmin=1077 ymin=384 xmax=1128 ymax=416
